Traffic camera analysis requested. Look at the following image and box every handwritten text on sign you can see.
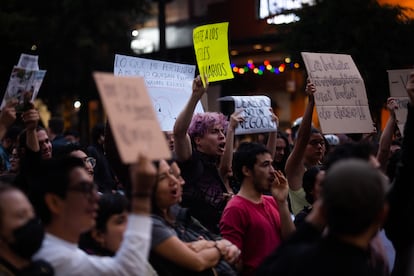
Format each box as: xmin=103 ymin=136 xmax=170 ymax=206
xmin=387 ymin=69 xmax=413 ymax=135
xmin=301 ymin=52 xmax=374 ymax=134
xmin=219 ymin=95 xmax=277 ymax=135
xmin=93 ymin=72 xmax=171 ymax=163
xmin=193 ymin=22 xmax=234 ymax=85
xmin=114 ymin=54 xmax=202 ymax=131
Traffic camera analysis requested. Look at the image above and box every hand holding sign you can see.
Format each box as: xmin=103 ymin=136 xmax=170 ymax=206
xmin=305 ymin=79 xmax=317 ymax=97
xmin=386 ymin=97 xmax=398 ymax=120
xmin=228 ymin=109 xmax=245 ymax=131
xmin=192 ymin=75 xmax=209 ymax=99
xmin=21 ymin=103 xmax=40 ymax=131
xmin=269 ymin=108 xmax=279 ymax=126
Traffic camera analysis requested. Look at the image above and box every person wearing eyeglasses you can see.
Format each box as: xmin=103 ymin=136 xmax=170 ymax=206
xmin=53 ymin=143 xmax=96 ymax=181
xmin=87 ymin=123 xmax=118 ymax=193
xmin=31 ymin=155 xmax=157 ymax=275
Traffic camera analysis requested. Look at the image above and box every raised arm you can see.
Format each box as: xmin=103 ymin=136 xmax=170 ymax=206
xmin=129 ymin=155 xmax=157 ymax=215
xmin=383 ymin=73 xmax=414 ymax=276
xmin=271 ymin=170 xmax=296 ymax=239
xmin=285 ymin=80 xmax=316 ymax=191
xmin=173 ymin=75 xmax=208 ymax=162
xmin=22 ymin=103 xmax=40 ymax=152
xmin=266 ymin=109 xmax=279 ymax=159
xmin=0 ymin=100 xmax=17 ymax=140
xmin=219 ymin=110 xmax=244 ymax=187
xmin=376 ymin=97 xmax=398 ymax=172
xmin=108 ymin=155 xmax=156 ymax=275
xmin=35 ymin=155 xmax=158 ymax=276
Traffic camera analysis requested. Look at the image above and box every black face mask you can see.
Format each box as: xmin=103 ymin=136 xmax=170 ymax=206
xmin=8 ymin=218 xmax=45 ymax=259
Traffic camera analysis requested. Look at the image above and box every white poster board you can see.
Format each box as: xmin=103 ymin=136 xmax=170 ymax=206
xmin=387 ymin=69 xmax=412 ymax=135
xmin=218 ymin=95 xmax=277 ymax=135
xmin=114 ymin=54 xmax=203 ymax=131
xmin=301 ymin=52 xmax=375 ymax=134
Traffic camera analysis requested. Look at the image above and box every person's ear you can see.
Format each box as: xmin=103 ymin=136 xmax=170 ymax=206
xmin=91 ymin=229 xmax=105 ymax=247
xmin=44 ymin=194 xmax=64 ymax=216
xmin=194 ymin=136 xmax=202 ymax=147
xmin=242 ymin=165 xmax=252 ymax=177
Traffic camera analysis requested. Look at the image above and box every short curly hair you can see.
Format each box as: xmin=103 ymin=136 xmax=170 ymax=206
xmin=188 ymin=112 xmax=228 ymax=140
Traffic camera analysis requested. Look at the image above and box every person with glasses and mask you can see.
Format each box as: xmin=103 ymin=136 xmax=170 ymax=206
xmin=0 ymin=182 xmax=53 ymax=276
xmin=285 ymin=80 xmax=326 ymax=216
xmin=31 ymin=154 xmax=157 ymax=275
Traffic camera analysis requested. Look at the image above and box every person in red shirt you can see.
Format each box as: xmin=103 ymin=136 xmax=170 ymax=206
xmin=220 ymin=142 xmax=295 ymax=275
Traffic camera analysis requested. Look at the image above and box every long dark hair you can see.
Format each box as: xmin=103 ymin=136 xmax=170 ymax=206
xmin=273 ymin=130 xmax=291 ymax=173
xmin=79 ymin=192 xmax=129 ymax=256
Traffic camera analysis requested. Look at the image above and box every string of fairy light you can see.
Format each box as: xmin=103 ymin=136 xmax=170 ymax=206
xmin=231 ymin=57 xmax=301 ymax=75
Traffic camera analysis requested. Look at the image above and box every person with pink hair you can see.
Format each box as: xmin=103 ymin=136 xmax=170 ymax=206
xmin=173 ymin=75 xmax=230 ymax=234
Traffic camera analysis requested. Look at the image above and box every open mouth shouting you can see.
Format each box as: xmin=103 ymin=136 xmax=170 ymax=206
xmin=170 ymin=185 xmax=181 ymax=200
xmin=218 ymin=142 xmax=226 ymax=153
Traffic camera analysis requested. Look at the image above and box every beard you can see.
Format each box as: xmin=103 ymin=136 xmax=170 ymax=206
xmin=252 ymin=177 xmax=271 ymax=194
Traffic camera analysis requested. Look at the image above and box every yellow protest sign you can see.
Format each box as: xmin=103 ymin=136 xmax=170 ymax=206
xmin=193 ymin=22 xmax=234 ymax=85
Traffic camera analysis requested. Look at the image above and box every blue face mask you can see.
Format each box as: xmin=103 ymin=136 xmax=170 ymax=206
xmin=8 ymin=218 xmax=45 ymax=259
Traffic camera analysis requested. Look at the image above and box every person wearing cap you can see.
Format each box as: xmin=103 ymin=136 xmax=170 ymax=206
xmin=323 ymin=134 xmax=339 ymax=156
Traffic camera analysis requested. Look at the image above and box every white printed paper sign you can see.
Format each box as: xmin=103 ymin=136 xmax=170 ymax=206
xmin=218 ymin=95 xmax=277 ymax=135
xmin=301 ymin=52 xmax=375 ymax=134
xmin=387 ymin=69 xmax=413 ymax=135
xmin=1 ymin=54 xmax=46 ymax=111
xmin=114 ymin=54 xmax=203 ymax=131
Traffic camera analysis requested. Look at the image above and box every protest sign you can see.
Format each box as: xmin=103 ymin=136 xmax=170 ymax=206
xmin=218 ymin=95 xmax=277 ymax=135
xmin=93 ymin=72 xmax=171 ymax=163
xmin=17 ymin=54 xmax=39 ymax=70
xmin=193 ymin=22 xmax=234 ymax=86
xmin=1 ymin=54 xmax=46 ymax=111
xmin=114 ymin=54 xmax=202 ymax=131
xmin=387 ymin=69 xmax=412 ymax=135
xmin=301 ymin=52 xmax=375 ymax=134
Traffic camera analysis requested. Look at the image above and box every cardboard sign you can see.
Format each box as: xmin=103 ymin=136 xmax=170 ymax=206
xmin=114 ymin=54 xmax=203 ymax=131
xmin=193 ymin=22 xmax=234 ymax=85
xmin=387 ymin=69 xmax=413 ymax=135
xmin=218 ymin=95 xmax=277 ymax=135
xmin=93 ymin=72 xmax=171 ymax=163
xmin=301 ymin=52 xmax=375 ymax=134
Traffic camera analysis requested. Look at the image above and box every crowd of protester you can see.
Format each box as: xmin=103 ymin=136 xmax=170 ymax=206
xmin=0 ymin=72 xmax=413 ymax=276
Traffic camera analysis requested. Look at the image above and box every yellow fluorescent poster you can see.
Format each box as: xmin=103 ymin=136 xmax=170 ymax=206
xmin=193 ymin=22 xmax=234 ymax=85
